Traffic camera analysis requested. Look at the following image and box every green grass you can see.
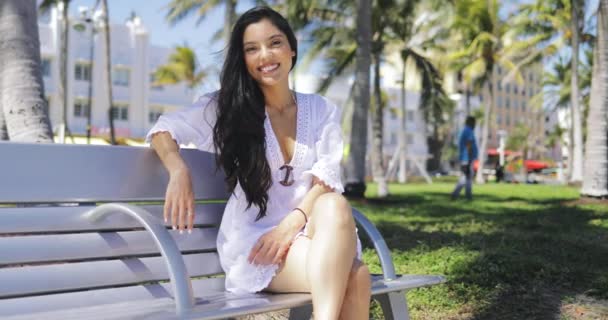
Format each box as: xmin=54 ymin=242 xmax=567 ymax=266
xmin=353 ymin=182 xmax=608 ymax=319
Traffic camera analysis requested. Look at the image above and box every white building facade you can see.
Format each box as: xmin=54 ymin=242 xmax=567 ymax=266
xmin=38 ymin=7 xmax=193 ymax=141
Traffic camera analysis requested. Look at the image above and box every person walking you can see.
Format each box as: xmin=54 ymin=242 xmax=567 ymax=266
xmin=452 ymin=116 xmax=478 ymax=200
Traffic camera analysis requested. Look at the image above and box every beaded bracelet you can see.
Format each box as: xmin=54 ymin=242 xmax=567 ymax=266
xmin=293 ymin=207 xmax=308 ymax=224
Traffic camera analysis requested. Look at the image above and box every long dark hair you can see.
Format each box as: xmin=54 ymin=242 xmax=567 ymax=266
xmin=213 ymin=7 xmax=298 ymax=220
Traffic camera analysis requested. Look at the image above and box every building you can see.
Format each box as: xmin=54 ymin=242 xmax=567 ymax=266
xmin=38 ymin=6 xmax=193 ymax=142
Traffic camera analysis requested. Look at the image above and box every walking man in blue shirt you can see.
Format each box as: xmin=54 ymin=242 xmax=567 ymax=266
xmin=452 ymin=116 xmax=478 ymax=200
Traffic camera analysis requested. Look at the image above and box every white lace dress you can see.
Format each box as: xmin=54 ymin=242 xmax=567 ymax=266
xmin=146 ymin=91 xmax=362 ymax=294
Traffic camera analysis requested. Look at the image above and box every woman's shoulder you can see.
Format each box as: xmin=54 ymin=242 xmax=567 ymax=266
xmin=298 ymin=92 xmax=340 ymax=117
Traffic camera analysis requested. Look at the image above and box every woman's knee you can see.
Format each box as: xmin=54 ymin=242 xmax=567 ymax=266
xmin=312 ymin=193 xmax=354 ymax=230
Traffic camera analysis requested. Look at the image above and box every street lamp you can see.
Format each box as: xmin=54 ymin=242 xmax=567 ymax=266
xmin=73 ymin=6 xmax=101 ymax=144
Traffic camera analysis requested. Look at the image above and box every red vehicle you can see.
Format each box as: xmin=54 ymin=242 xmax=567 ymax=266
xmin=472 ymin=148 xmax=550 ymax=173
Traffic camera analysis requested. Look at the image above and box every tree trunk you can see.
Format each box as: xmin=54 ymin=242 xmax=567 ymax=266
xmin=476 ymin=80 xmax=494 ymax=184
xmin=343 ymin=0 xmax=371 ymax=198
xmin=372 ymin=46 xmax=388 ymax=197
xmin=0 ymin=0 xmax=53 ymax=142
xmin=581 ymin=0 xmax=608 ymax=197
xmin=224 ymin=0 xmax=236 ymax=46
xmin=58 ymin=1 xmax=71 ymax=143
xmin=570 ymin=0 xmax=584 ymax=182
xmin=398 ymin=59 xmax=407 ymax=183
xmin=101 ymin=0 xmax=116 ymax=145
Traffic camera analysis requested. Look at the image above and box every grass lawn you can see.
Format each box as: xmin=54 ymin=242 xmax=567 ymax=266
xmin=353 ymin=181 xmax=608 ymax=320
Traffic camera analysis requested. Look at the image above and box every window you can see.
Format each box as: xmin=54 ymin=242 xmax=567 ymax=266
xmin=514 ymin=100 xmax=518 ymax=109
xmin=505 ymin=83 xmax=511 ymax=93
xmin=522 ymin=101 xmax=526 ymax=112
xmin=497 ymin=80 xmax=502 ymax=91
xmin=497 ymin=114 xmax=502 ymax=124
xmin=149 ymin=111 xmax=162 ymax=123
xmin=75 ymin=63 xmax=91 ymax=81
xmin=407 ymin=134 xmax=414 ymax=145
xmin=479 ymin=94 xmax=483 ymax=102
xmin=498 ymin=66 xmax=502 ymax=75
xmin=407 ymin=110 xmax=414 ymax=122
xmin=506 ymin=98 xmax=510 ymax=109
xmin=497 ymin=96 xmax=503 ymax=108
xmin=529 ymin=72 xmax=533 ymax=82
xmin=514 ymin=84 xmax=518 ymax=94
xmin=73 ymin=99 xmax=90 ymax=118
xmin=390 ymin=132 xmax=397 ymax=145
xmin=111 ymin=103 xmax=129 ymax=121
xmin=41 ymin=58 xmax=51 ymax=77
xmin=506 ymin=114 xmax=511 ymax=126
xmin=113 ymin=68 xmax=130 ymax=86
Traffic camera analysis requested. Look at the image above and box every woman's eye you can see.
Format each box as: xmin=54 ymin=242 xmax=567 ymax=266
xmin=272 ymin=40 xmax=281 ymax=46
xmin=245 ymin=47 xmax=257 ymax=53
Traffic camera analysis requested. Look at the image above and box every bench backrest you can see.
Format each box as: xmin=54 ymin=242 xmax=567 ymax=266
xmin=0 ymin=142 xmax=229 ymax=302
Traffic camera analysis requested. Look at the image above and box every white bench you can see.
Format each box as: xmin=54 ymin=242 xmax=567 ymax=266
xmin=0 ymin=142 xmax=445 ymax=319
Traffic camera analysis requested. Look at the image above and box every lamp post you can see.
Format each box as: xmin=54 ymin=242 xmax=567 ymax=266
xmin=73 ymin=6 xmax=101 ymax=144
xmin=497 ymin=129 xmax=507 ymax=166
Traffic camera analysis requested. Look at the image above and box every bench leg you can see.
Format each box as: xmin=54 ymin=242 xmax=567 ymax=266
xmin=376 ymin=291 xmax=410 ymax=320
xmin=288 ymin=305 xmax=312 ymax=320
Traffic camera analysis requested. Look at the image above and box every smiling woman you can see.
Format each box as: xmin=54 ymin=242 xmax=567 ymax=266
xmin=146 ymin=7 xmax=370 ymax=320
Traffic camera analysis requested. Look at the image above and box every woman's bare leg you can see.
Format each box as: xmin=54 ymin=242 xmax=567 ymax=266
xmin=338 ymin=260 xmax=372 ymax=320
xmin=267 ymin=193 xmax=360 ymax=319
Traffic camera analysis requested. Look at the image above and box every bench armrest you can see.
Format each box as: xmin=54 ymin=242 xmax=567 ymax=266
xmin=85 ymin=203 xmax=194 ymax=315
xmin=352 ymin=208 xmax=397 ymax=281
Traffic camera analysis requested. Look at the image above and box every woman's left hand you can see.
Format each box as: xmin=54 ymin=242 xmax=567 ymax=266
xmin=248 ymin=210 xmax=306 ymax=265
xmin=248 ymin=224 xmax=294 ymax=266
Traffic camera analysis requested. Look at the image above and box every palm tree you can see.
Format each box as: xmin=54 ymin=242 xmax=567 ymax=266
xmin=99 ymin=0 xmax=116 ymax=145
xmin=153 ymin=45 xmax=207 ymax=89
xmin=512 ymin=0 xmax=591 ymax=183
xmin=390 ymin=1 xmax=453 ymax=179
xmin=344 ymin=0 xmax=371 ymax=198
xmin=449 ymin=0 xmax=530 ymax=183
xmin=581 ymin=0 xmax=608 ymax=197
xmin=39 ymin=0 xmax=72 ymax=143
xmin=449 ymin=0 xmax=517 ymax=184
xmin=0 ymin=0 xmax=53 ymax=142
xmin=165 ymin=0 xmax=237 ymax=46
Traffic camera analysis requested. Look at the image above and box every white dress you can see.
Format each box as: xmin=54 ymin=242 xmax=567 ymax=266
xmin=146 ymin=91 xmax=362 ymax=294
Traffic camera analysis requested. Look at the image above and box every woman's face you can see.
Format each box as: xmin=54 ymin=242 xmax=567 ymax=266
xmin=242 ymin=18 xmax=294 ymax=88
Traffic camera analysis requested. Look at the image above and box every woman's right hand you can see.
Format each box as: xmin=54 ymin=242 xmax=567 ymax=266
xmin=164 ymin=168 xmax=195 ymax=233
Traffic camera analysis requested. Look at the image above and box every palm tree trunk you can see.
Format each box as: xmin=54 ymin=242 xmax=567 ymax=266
xmin=0 ymin=87 xmax=6 ymax=139
xmin=581 ymin=0 xmax=608 ymax=197
xmin=101 ymin=0 xmax=116 ymax=145
xmin=398 ymin=58 xmax=407 ymax=183
xmin=476 ymin=80 xmax=494 ymax=184
xmin=343 ymin=0 xmax=372 ymax=198
xmin=372 ymin=45 xmax=388 ymax=197
xmin=223 ymin=0 xmax=236 ymax=45
xmin=570 ymin=0 xmax=584 ymax=182
xmin=0 ymin=0 xmax=53 ymax=142
xmin=57 ymin=1 xmax=70 ymax=143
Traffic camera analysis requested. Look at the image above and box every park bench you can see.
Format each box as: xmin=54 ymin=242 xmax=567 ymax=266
xmin=0 ymin=142 xmax=445 ymax=319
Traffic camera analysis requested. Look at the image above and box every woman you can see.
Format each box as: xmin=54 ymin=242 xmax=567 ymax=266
xmin=147 ymin=6 xmax=371 ymax=319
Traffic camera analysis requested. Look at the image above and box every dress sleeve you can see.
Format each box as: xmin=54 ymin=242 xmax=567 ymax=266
xmin=145 ymin=92 xmax=218 ymax=153
xmin=302 ymin=96 xmax=344 ymax=193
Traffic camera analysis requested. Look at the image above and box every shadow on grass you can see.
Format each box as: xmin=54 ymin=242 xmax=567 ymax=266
xmin=352 ymin=189 xmax=608 ymax=319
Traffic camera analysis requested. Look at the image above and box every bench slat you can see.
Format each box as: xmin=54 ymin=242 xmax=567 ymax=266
xmin=0 ymin=203 xmax=225 ymax=234
xmin=0 ymin=275 xmax=444 ymax=319
xmin=0 ymin=228 xmax=219 ymax=266
xmin=0 ymin=142 xmax=229 ymax=203
xmin=0 ymin=253 xmax=223 ymax=299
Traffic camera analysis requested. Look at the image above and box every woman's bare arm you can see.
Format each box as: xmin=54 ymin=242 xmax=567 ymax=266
xmin=151 ymin=132 xmax=196 ymax=233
